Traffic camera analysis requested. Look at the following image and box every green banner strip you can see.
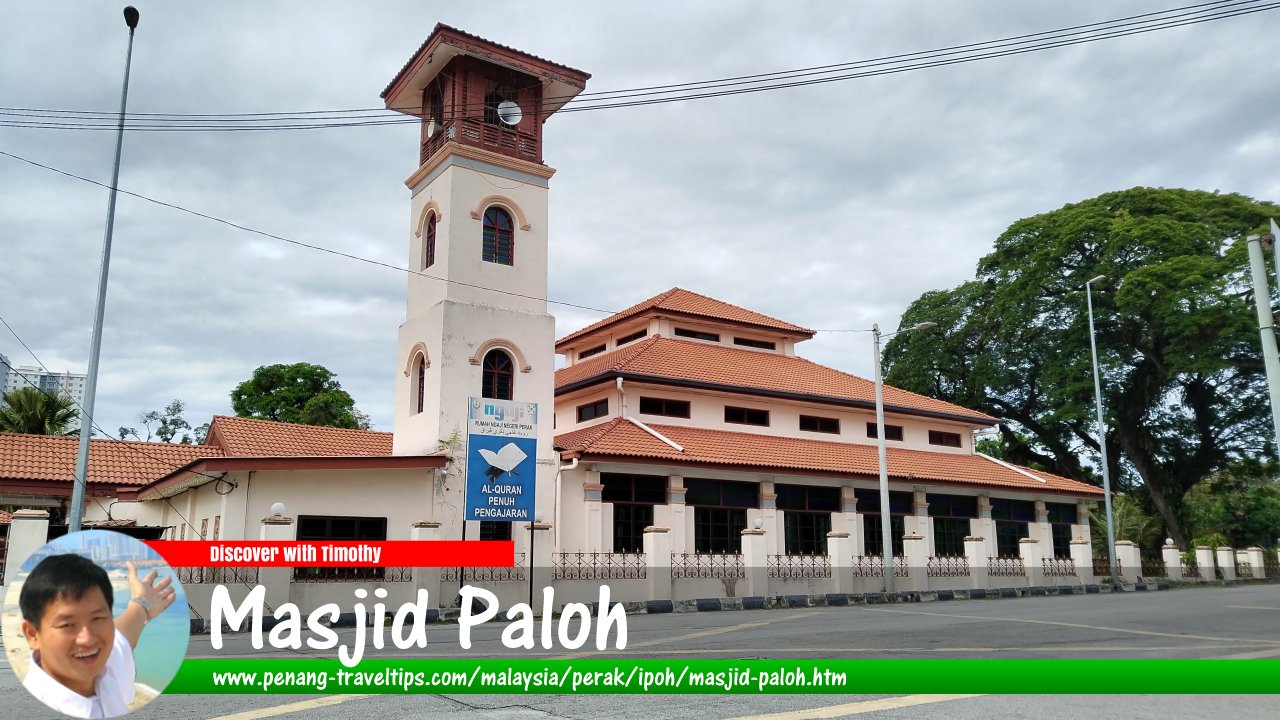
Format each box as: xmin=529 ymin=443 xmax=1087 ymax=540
xmin=168 ymin=659 xmax=1280 ymax=694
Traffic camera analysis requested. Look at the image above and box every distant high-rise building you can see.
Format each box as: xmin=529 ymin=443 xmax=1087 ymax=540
xmin=0 ymin=353 xmax=10 ymax=401
xmin=1 ymin=358 xmax=88 ymax=413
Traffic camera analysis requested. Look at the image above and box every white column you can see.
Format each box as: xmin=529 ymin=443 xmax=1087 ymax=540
xmin=901 ymin=532 xmax=927 ymax=592
xmin=527 ymin=521 xmax=553 ymax=612
xmin=258 ymin=512 xmax=295 ymax=610
xmin=642 ymin=527 xmax=671 ymax=601
xmin=740 ymin=528 xmax=768 ymax=597
xmin=1195 ymin=546 xmax=1215 ymax=581
xmin=411 ymin=521 xmax=443 ymax=610
xmin=3 ymin=509 xmax=50 ymax=588
xmin=1161 ymin=543 xmax=1183 ymax=581
xmin=668 ymin=477 xmax=687 ymax=554
xmin=583 ymin=478 xmax=604 ymax=553
xmin=1070 ymin=537 xmax=1093 ymax=581
xmin=1114 ymin=540 xmax=1141 ymax=579
xmin=1215 ymin=547 xmax=1236 ymax=581
xmin=1244 ymin=548 xmax=1266 ymax=579
xmin=964 ymin=535 xmax=987 ymax=590
xmin=1019 ymin=537 xmax=1044 ymax=588
xmin=827 ymin=532 xmax=852 ymax=594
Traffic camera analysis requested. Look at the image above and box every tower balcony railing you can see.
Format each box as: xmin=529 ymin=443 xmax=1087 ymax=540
xmin=420 ymin=118 xmax=539 ymax=165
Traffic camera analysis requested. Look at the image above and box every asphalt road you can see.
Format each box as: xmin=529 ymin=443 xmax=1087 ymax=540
xmin=3 ymin=583 xmax=1277 ymax=719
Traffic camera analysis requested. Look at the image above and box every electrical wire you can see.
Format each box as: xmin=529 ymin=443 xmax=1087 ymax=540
xmin=0 ymin=1 xmax=1273 ymax=132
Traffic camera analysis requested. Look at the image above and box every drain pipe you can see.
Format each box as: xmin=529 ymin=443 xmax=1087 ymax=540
xmin=616 ymin=377 xmax=684 ymax=452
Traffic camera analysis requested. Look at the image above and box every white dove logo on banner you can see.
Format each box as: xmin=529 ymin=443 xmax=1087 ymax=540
xmin=478 ymin=442 xmax=528 ymax=484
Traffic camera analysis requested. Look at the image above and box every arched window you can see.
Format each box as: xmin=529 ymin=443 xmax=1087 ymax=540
xmin=412 ymin=352 xmax=426 ymax=414
xmin=423 ymin=214 xmax=436 ymax=269
xmin=481 ymin=349 xmax=514 ymax=400
xmin=482 ymin=207 xmax=514 ymax=266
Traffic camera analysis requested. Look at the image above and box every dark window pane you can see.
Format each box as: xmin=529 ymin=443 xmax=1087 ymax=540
xmin=928 ymin=430 xmax=962 ymax=447
xmin=932 ymin=517 xmax=970 ymax=556
xmin=579 ymin=344 xmax=606 ymax=359
xmin=482 ymin=207 xmax=514 ymax=266
xmin=733 ymin=337 xmax=776 ymax=350
xmin=674 ymin=327 xmax=720 ymax=342
xmin=995 ymin=520 xmax=1029 ymax=557
xmin=866 ymin=423 xmax=904 ymax=441
xmin=725 ymin=406 xmax=769 ymax=426
xmin=862 ymin=514 xmax=905 ymax=557
xmin=577 ymin=399 xmax=608 ymax=422
xmin=616 ymin=329 xmax=648 ymax=345
xmin=482 ymin=350 xmax=514 ymax=400
xmin=800 ymin=415 xmax=839 ymax=434
xmin=693 ymin=507 xmax=746 ymax=553
xmin=784 ymin=511 xmax=831 ymax=555
xmin=638 ymin=397 xmax=691 ymax=418
xmin=479 ymin=521 xmax=512 ymax=541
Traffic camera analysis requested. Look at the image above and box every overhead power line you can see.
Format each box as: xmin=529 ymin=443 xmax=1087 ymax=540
xmin=0 ymin=0 xmax=1275 ymax=132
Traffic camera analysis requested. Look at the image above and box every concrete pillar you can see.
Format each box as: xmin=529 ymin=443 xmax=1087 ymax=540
xmin=827 ymin=532 xmax=852 ymax=594
xmin=1195 ymin=546 xmax=1215 ymax=581
xmin=642 ymin=526 xmax=672 ymax=601
xmin=1019 ymin=537 xmax=1044 ymax=588
xmin=527 ymin=521 xmax=553 ymax=612
xmin=668 ymin=477 xmax=687 ymax=553
xmin=908 ymin=491 xmax=931 ymax=554
xmin=411 ymin=521 xmax=443 ymax=608
xmin=1161 ymin=543 xmax=1183 ymax=581
xmin=740 ymin=528 xmax=768 ymax=597
xmin=583 ymin=479 xmax=604 ymax=553
xmin=1114 ymin=540 xmax=1141 ymax=578
xmin=1070 ymin=537 xmax=1093 ymax=580
xmin=759 ymin=482 xmax=779 ymax=557
xmin=3 ymin=509 xmax=50 ymax=588
xmin=1215 ymin=547 xmax=1236 ymax=581
xmin=974 ymin=496 xmax=995 ymax=559
xmin=901 ymin=533 xmax=927 ymax=592
xmin=964 ymin=536 xmax=987 ymax=590
xmin=1033 ymin=501 xmax=1052 ymax=548
xmin=258 ymin=512 xmax=295 ymax=610
xmin=1244 ymin=547 xmax=1266 ymax=579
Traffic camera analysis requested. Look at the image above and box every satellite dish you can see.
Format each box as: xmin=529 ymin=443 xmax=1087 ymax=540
xmin=426 ymin=119 xmax=438 ymax=138
xmin=496 ymin=100 xmax=522 ymax=126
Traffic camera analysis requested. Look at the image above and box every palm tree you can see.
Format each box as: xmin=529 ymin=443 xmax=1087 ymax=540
xmin=0 ymin=387 xmax=80 ymax=435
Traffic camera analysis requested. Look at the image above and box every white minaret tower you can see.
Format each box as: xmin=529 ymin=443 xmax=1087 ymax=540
xmin=382 ymin=25 xmax=589 ymax=543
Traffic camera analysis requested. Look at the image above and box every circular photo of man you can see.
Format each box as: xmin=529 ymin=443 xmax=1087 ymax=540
xmin=3 ymin=529 xmax=189 ymax=718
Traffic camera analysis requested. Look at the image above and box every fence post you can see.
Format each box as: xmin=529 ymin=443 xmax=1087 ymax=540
xmin=1215 ymin=547 xmax=1237 ymax=581
xmin=902 ymin=533 xmax=927 ymax=593
xmin=827 ymin=532 xmax=852 ymax=595
xmin=258 ymin=511 xmax=295 ymax=610
xmin=1019 ymin=537 xmax=1044 ymax=589
xmin=1114 ymin=540 xmax=1141 ymax=579
xmin=964 ymin=536 xmax=987 ymax=590
xmin=740 ymin=528 xmax=768 ymax=598
xmin=1244 ymin=547 xmax=1264 ymax=578
xmin=410 ymin=521 xmax=443 ymax=610
xmin=1162 ymin=542 xmax=1183 ymax=581
xmin=1070 ymin=537 xmax=1093 ymax=583
xmin=642 ymin=527 xmax=672 ymax=601
xmin=2 ymin=509 xmax=50 ymax=588
xmin=1195 ymin=546 xmax=1215 ymax=582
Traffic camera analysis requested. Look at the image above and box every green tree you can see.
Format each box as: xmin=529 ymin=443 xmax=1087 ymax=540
xmin=231 ymin=363 xmax=371 ymax=430
xmin=1184 ymin=461 xmax=1280 ymax=549
xmin=119 ymin=399 xmax=207 ymax=444
xmin=0 ymin=387 xmax=80 ymax=435
xmin=884 ymin=187 xmax=1279 ymax=547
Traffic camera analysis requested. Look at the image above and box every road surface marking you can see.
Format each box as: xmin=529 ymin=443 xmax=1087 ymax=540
xmin=1225 ymin=605 xmax=1280 ymax=612
xmin=726 ymin=694 xmax=983 ymax=719
xmin=865 ymin=606 xmax=1280 ymax=646
xmin=559 ymin=611 xmax=818 ymax=659
xmin=1219 ymin=647 xmax=1280 ymax=659
xmin=207 ymin=695 xmax=372 ymax=720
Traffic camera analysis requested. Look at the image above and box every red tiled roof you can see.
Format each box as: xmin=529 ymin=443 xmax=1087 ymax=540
xmin=205 ymin=416 xmax=393 ymax=457
xmin=556 ymin=336 xmax=996 ymax=424
xmin=557 ymin=288 xmax=816 ymax=348
xmin=555 ymin=419 xmax=1102 ymax=497
xmin=0 ymin=433 xmax=224 ymax=487
xmin=382 ymin=23 xmax=590 ymax=101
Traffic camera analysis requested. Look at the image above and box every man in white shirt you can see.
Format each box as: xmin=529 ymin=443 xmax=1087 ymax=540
xmin=19 ymin=553 xmax=176 ymax=719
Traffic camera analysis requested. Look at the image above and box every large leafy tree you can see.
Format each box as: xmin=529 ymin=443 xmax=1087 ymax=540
xmin=0 ymin=387 xmax=80 ymax=435
xmin=119 ymin=399 xmax=208 ymax=444
xmin=231 ymin=363 xmax=371 ymax=430
xmin=884 ymin=187 xmax=1278 ymax=547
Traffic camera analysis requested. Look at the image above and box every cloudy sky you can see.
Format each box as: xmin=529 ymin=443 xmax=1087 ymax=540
xmin=2 ymin=1 xmax=1278 ymax=439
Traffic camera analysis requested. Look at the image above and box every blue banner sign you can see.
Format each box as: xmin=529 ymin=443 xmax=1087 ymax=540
xmin=465 ymin=398 xmax=537 ymax=522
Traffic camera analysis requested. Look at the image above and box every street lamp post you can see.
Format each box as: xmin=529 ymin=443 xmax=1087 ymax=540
xmin=1085 ymin=275 xmax=1118 ymax=584
xmin=69 ymin=7 xmax=140 ymax=533
xmin=873 ymin=321 xmax=935 ymax=594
